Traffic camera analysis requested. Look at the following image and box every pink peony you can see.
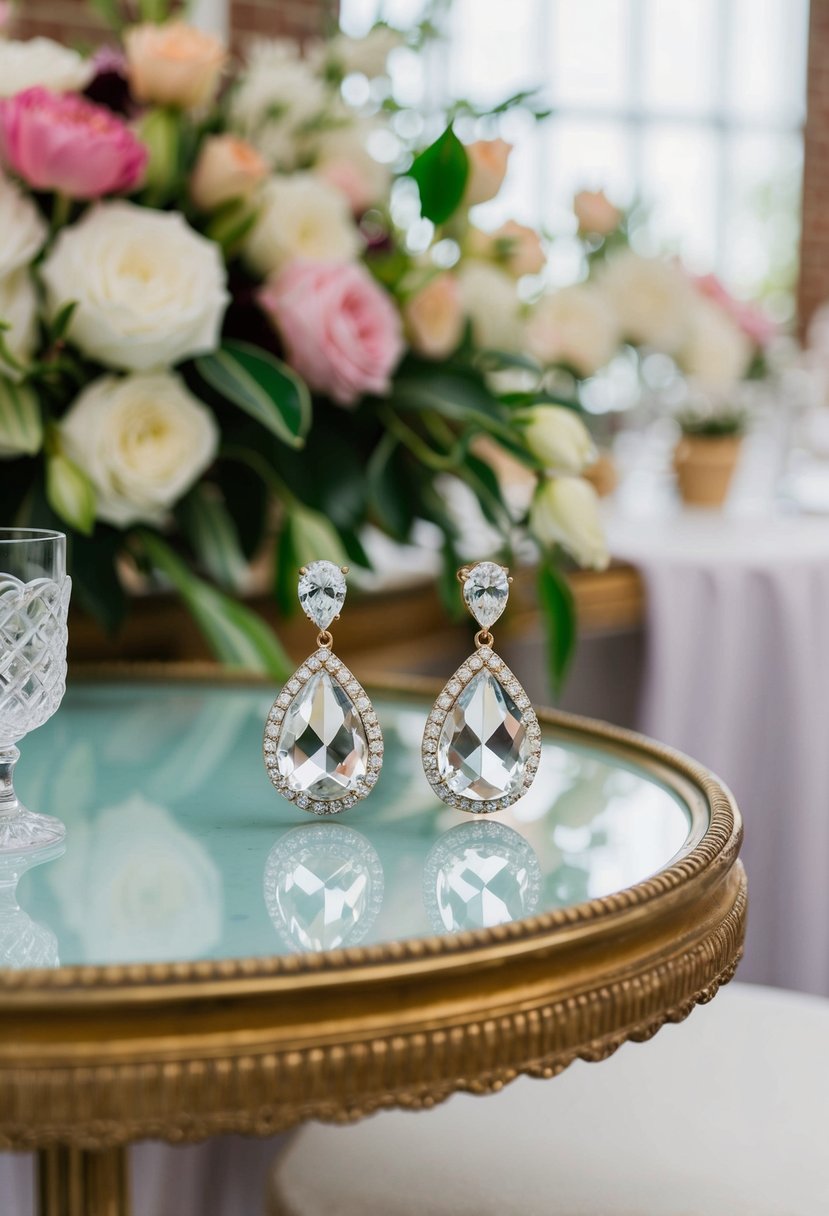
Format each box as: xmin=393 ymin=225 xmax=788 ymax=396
xmin=260 ymin=260 xmax=404 ymax=406
xmin=0 ymin=87 xmax=147 ymax=199
xmin=694 ymin=273 xmax=776 ymax=348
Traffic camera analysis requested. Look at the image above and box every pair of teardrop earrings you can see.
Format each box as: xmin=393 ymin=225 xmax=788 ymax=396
xmin=263 ymin=559 xmax=542 ymax=816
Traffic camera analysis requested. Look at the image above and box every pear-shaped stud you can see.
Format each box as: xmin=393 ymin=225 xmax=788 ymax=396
xmin=264 ymin=561 xmax=383 ymax=815
xmin=422 ymin=562 xmax=541 ymax=814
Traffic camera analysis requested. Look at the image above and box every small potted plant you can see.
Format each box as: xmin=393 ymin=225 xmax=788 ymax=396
xmin=673 ymin=405 xmax=746 ymax=508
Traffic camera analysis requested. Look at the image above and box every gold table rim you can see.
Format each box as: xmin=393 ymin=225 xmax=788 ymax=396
xmin=0 ymin=661 xmax=741 ymax=997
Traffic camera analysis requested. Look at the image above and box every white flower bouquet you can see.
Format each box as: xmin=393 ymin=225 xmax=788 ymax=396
xmin=0 ymin=5 xmax=616 ymax=689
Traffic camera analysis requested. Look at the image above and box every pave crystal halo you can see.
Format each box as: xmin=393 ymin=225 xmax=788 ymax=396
xmin=421 ymin=561 xmax=542 ymax=815
xmin=264 ymin=561 xmax=383 ymax=816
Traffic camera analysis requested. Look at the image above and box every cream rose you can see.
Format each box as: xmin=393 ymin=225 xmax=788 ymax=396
xmin=328 ymin=26 xmax=403 ymax=77
xmin=520 ymin=406 xmax=596 ymax=474
xmin=526 ymin=284 xmax=620 ymax=376
xmin=244 ymin=173 xmax=362 ymax=276
xmin=458 ymin=260 xmax=524 ymax=352
xmin=599 ymin=250 xmax=694 ymax=354
xmin=0 ymin=37 xmax=92 ymax=97
xmin=41 ymin=202 xmax=229 ymax=372
xmin=403 ymin=273 xmax=463 ymax=360
xmin=468 ymin=221 xmax=545 ymax=278
xmin=679 ymin=298 xmax=752 ymax=392
xmin=463 ymin=138 xmax=512 ymax=206
xmin=0 ymin=268 xmax=37 ymax=369
xmin=530 ymin=476 xmax=609 ymax=570
xmin=0 ymin=171 xmax=47 ymax=277
xmin=124 ymin=21 xmax=226 ymax=110
xmin=573 ymin=189 xmax=622 ymax=236
xmin=190 ymin=134 xmax=268 ymax=210
xmin=61 ymin=372 xmax=219 ymax=527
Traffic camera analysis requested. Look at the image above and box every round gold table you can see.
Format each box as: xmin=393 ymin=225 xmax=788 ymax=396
xmin=0 ymin=673 xmax=745 ymax=1216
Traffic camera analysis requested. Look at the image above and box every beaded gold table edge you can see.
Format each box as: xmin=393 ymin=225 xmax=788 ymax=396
xmin=0 ymin=666 xmax=745 ymax=1216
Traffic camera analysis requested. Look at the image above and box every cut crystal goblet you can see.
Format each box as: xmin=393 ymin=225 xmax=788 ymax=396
xmin=0 ymin=529 xmax=71 ymax=852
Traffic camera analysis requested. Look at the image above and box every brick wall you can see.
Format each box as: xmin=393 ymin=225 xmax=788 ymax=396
xmin=800 ymin=0 xmax=829 ymax=329
xmin=11 ymin=0 xmax=334 ymax=48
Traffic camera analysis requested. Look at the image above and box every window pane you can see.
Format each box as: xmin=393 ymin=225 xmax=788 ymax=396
xmin=727 ymin=0 xmax=809 ymax=122
xmin=449 ymin=0 xmax=543 ymax=105
xmin=641 ymin=0 xmax=718 ymax=114
xmin=548 ymin=118 xmax=635 ymax=206
xmin=552 ymin=0 xmax=630 ymax=108
xmin=640 ymin=124 xmax=718 ymax=267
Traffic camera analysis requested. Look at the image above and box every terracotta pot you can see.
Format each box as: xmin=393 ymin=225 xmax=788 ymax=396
xmin=583 ymin=451 xmax=618 ymax=498
xmin=673 ymin=434 xmax=742 ymax=508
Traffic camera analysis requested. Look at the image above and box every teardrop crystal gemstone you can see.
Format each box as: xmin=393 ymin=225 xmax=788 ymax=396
xmin=437 ymin=669 xmax=532 ymax=802
xmin=276 ymin=669 xmax=368 ymax=801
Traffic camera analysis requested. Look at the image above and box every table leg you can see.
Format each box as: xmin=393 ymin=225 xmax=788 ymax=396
xmin=36 ymin=1145 xmax=130 ymax=1216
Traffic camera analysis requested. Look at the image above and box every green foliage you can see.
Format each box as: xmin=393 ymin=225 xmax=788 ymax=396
xmin=537 ymin=559 xmax=577 ymax=695
xmin=177 ymin=484 xmax=249 ymax=592
xmin=196 ymin=341 xmax=312 ymax=449
xmin=45 ymin=454 xmax=96 ymax=536
xmin=677 ymin=412 xmax=746 ymax=438
xmin=140 ymin=531 xmax=292 ymax=678
xmin=0 ymin=380 xmax=42 ymax=457
xmin=408 ymin=125 xmax=469 ymax=224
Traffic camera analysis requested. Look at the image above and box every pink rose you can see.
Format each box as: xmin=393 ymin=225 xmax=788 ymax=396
xmin=573 ymin=189 xmax=622 ymax=236
xmin=463 ymin=139 xmax=512 ymax=206
xmin=403 ymin=273 xmax=463 ymax=359
xmin=0 ymin=87 xmax=146 ymax=199
xmin=260 ymin=260 xmax=404 ymax=406
xmin=694 ymin=273 xmax=776 ymax=348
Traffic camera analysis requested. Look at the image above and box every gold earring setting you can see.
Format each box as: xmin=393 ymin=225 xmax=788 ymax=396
xmin=421 ymin=562 xmax=541 ymax=814
xmin=263 ymin=561 xmax=383 ymax=815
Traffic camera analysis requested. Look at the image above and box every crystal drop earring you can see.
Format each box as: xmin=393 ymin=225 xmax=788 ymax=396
xmin=263 ymin=561 xmax=383 ymax=815
xmin=422 ymin=562 xmax=541 ymax=814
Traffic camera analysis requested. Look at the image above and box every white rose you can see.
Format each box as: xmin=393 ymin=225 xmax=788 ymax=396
xmin=0 ymin=268 xmax=37 ymax=369
xmin=526 ymin=284 xmax=620 ymax=377
xmin=230 ymin=40 xmax=326 ymax=169
xmin=599 ymin=250 xmax=694 ymax=354
xmin=0 ymin=36 xmax=93 ymax=96
xmin=61 ymin=372 xmax=219 ymax=527
xmin=41 ymin=202 xmax=229 ymax=372
xmin=312 ymin=120 xmax=391 ymax=213
xmin=530 ymin=476 xmax=609 ymax=570
xmin=679 ymin=297 xmax=752 ymax=392
xmin=328 ymin=26 xmax=403 ymax=77
xmin=244 ymin=173 xmax=362 ymax=275
xmin=0 ymin=172 xmax=47 ymax=277
xmin=458 ymin=260 xmax=524 ymax=352
xmin=521 ymin=406 xmax=596 ymax=474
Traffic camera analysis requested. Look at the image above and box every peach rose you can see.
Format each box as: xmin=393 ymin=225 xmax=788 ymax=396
xmin=469 ymin=220 xmax=545 ymax=277
xmin=403 ymin=273 xmax=463 ymax=360
xmin=190 ymin=134 xmax=267 ymax=210
xmin=124 ymin=21 xmax=225 ymax=110
xmin=464 ymin=138 xmax=512 ymax=206
xmin=573 ymin=189 xmax=622 ymax=236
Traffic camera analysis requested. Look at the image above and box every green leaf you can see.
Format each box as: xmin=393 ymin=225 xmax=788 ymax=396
xmin=195 ymin=341 xmax=311 ymax=449
xmin=48 ymin=301 xmax=78 ymax=346
xmin=462 ymin=451 xmax=511 ymax=531
xmin=408 ymin=125 xmax=469 ymax=224
xmin=45 ymin=454 xmax=96 ymax=536
xmin=140 ymin=531 xmax=292 ymax=678
xmin=177 ymin=485 xmax=249 ymax=593
xmin=537 ymin=560 xmax=577 ymax=695
xmin=0 ymin=380 xmax=42 ymax=457
xmin=69 ymin=528 xmax=127 ymax=635
xmin=289 ymin=503 xmax=349 ymax=569
xmin=367 ymin=432 xmax=417 ymax=541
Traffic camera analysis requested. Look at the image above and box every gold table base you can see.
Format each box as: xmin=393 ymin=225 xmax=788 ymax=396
xmin=38 ymin=1146 xmax=129 ymax=1216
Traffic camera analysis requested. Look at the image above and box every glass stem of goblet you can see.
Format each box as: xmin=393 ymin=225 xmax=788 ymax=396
xmin=0 ymin=745 xmax=21 ymax=819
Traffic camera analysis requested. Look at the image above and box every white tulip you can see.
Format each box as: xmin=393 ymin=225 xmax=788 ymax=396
xmin=680 ymin=297 xmax=752 ymax=392
xmin=244 ymin=173 xmax=362 ymax=276
xmin=458 ymin=260 xmax=524 ymax=352
xmin=530 ymin=476 xmax=609 ymax=570
xmin=526 ymin=284 xmax=620 ymax=377
xmin=41 ymin=202 xmax=229 ymax=373
xmin=0 ymin=37 xmax=92 ymax=97
xmin=521 ymin=406 xmax=596 ymax=474
xmin=599 ymin=250 xmax=695 ymax=354
xmin=0 ymin=172 xmax=47 ymax=278
xmin=61 ymin=372 xmax=219 ymax=527
xmin=0 ymin=269 xmax=38 ymax=370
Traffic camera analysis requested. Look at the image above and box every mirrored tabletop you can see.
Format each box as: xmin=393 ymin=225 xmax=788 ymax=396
xmin=5 ymin=679 xmax=701 ymax=970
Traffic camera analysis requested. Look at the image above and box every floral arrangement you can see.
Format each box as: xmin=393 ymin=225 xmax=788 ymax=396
xmin=0 ymin=9 xmax=611 ymax=689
